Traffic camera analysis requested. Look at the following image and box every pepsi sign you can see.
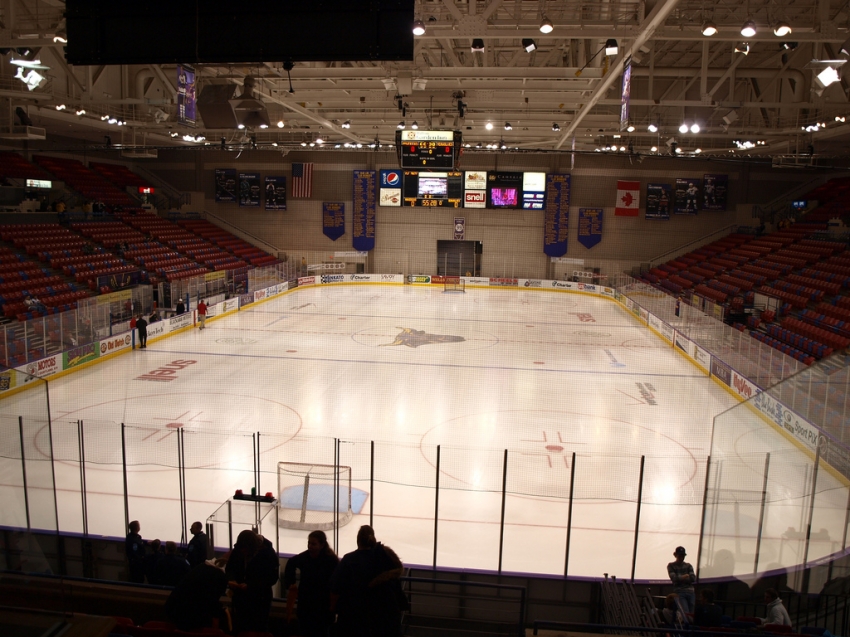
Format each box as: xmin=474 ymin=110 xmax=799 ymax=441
xmin=381 ymin=170 xmax=402 ymax=187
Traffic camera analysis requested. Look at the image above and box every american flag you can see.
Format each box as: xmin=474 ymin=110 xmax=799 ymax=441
xmin=291 ymin=162 xmax=313 ymax=198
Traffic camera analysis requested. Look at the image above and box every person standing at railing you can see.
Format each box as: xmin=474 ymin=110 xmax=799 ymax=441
xmin=282 ymin=530 xmax=339 ymax=637
xmin=136 ymin=314 xmax=148 ymax=349
xmin=125 ymin=520 xmax=147 ymax=583
xmin=667 ymin=546 xmax=696 ymax=614
xmin=759 ymin=588 xmax=792 ymax=628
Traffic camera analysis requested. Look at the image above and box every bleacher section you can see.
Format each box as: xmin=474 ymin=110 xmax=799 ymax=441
xmin=0 ymin=152 xmax=53 ymax=181
xmin=641 ymin=179 xmax=850 ymax=365
xmin=89 ymin=161 xmax=151 ymax=190
xmin=34 ymin=154 xmax=135 ymax=207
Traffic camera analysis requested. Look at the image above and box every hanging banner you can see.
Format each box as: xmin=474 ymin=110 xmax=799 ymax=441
xmin=238 ymin=173 xmax=261 ymax=207
xmin=352 ymin=170 xmax=376 ymax=252
xmin=544 ymin=173 xmax=570 ymax=257
xmin=379 ymin=169 xmax=402 ymax=206
xmin=454 ymin=217 xmax=465 ymax=240
xmin=214 ymin=169 xmax=237 ymax=203
xmin=675 ymin=178 xmax=701 ymax=214
xmin=322 ymin=202 xmax=345 ymax=241
xmin=645 ymin=183 xmax=672 ymax=220
xmin=577 ymin=208 xmax=603 ymax=249
xmin=614 ymin=180 xmax=640 ymax=216
xmin=177 ymin=65 xmax=196 ymax=127
xmin=264 ymin=176 xmax=287 ymax=210
xmin=703 ymin=174 xmax=728 ymax=211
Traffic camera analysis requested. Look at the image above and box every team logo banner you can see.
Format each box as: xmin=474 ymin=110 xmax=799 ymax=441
xmin=544 ymin=174 xmax=570 ymax=257
xmin=645 ymin=183 xmax=672 ymax=220
xmin=265 ymin=176 xmax=287 ymax=210
xmin=577 ymin=208 xmax=603 ymax=249
xmin=323 ymin=202 xmax=345 ymax=241
xmin=352 ymin=170 xmax=376 ymax=251
xmin=702 ymin=174 xmax=728 ymax=210
xmin=239 ymin=173 xmax=261 ymax=207
xmin=214 ymin=169 xmax=237 ymax=202
xmin=454 ymin=217 xmax=465 ymax=240
xmin=177 ymin=65 xmax=196 ymax=127
xmin=675 ymin=178 xmax=700 ymax=214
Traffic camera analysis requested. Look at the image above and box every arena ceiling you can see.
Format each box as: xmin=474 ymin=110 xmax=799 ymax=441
xmin=3 ymin=0 xmax=850 ymax=163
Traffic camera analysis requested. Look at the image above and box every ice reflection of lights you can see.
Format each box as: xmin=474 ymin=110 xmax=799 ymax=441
xmin=653 ymin=482 xmax=677 ymax=505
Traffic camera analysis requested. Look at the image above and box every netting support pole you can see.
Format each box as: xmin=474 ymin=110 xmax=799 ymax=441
xmin=78 ymin=419 xmax=88 ymax=537
xmin=840 ymin=479 xmax=850 ymax=551
xmin=696 ymin=455 xmax=711 ymax=580
xmin=18 ymin=416 xmax=30 ymax=530
xmin=802 ymin=436 xmax=823 ymax=593
xmin=255 ymin=433 xmax=261 ymax=498
xmin=630 ymin=455 xmax=645 ymax=583
xmin=564 ymin=452 xmax=576 ymax=577
xmin=498 ymin=449 xmax=508 ymax=573
xmin=121 ymin=423 xmax=129 ymax=535
xmin=177 ymin=428 xmax=187 ymax=544
xmin=370 ymin=441 xmax=374 ymax=528
xmin=433 ymin=445 xmax=441 ymax=570
xmin=754 ymin=453 xmax=771 ymax=573
xmin=334 ymin=438 xmax=340 ymax=553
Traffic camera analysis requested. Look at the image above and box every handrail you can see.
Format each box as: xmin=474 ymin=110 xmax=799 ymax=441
xmin=752 ymin=175 xmax=828 ymax=221
xmin=130 ymin=164 xmax=189 ymax=208
xmin=647 ymin=224 xmax=738 ymax=269
xmin=203 ymin=209 xmax=282 ymax=255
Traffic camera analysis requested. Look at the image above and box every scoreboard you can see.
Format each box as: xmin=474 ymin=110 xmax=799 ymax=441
xmin=396 ymin=130 xmax=462 ymax=169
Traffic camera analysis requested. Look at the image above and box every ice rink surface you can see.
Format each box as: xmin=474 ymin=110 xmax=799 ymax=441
xmin=3 ymin=283 xmax=837 ymax=580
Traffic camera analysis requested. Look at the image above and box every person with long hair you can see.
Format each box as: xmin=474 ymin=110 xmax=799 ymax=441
xmin=282 ymin=530 xmax=340 ymax=637
xmin=225 ymin=529 xmax=279 ymax=634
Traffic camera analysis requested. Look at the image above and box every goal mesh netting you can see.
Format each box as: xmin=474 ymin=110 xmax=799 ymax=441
xmin=278 ymin=462 xmax=353 ymax=530
xmin=444 ymin=277 xmax=466 ymax=293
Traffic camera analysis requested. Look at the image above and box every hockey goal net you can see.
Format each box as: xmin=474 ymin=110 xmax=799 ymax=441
xmin=277 ymin=462 xmax=353 ymax=530
xmin=444 ymin=277 xmax=466 ymax=293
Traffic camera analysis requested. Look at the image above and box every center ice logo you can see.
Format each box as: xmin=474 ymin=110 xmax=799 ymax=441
xmin=381 ymin=327 xmax=465 ymax=348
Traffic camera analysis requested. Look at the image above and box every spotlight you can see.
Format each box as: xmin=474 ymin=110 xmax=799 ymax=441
xmin=679 ymin=123 xmax=689 ymax=133
xmin=816 ymin=66 xmax=841 ymax=87
xmin=627 ymin=124 xmax=635 ymax=132
xmin=75 ymin=109 xmax=85 ymax=116
xmin=237 ymin=123 xmax=245 ymax=129
xmin=648 ymin=123 xmax=658 ymax=132
xmin=485 ymin=122 xmax=493 ymax=130
xmin=651 ymin=146 xmax=658 ymax=152
xmin=101 ymin=115 xmax=109 ymax=121
xmin=735 ymin=42 xmax=750 ymax=55
xmin=773 ymin=21 xmax=791 ymax=37
xmin=522 ymin=39 xmax=537 ymax=52
xmin=259 ymin=124 xmax=268 ymax=129
xmin=504 ymin=122 xmax=512 ymax=130
xmin=539 ymin=17 xmax=554 ymax=34
xmin=605 ymin=39 xmax=619 ymax=56
xmin=675 ymin=147 xmax=682 ymax=154
xmin=342 ymin=120 xmax=351 ymax=128
xmin=411 ymin=121 xmax=419 ymax=129
xmin=277 ymin=120 xmax=285 ymax=128
xmin=552 ymin=123 xmax=560 ymax=131
xmin=108 ymin=117 xmax=118 ymax=124
xmin=397 ymin=121 xmax=405 ymax=129
xmin=741 ymin=19 xmax=756 ymax=38
xmin=412 ymin=19 xmax=425 ymax=36
xmin=471 ymin=38 xmax=485 ymax=52
xmin=53 ymin=29 xmax=67 ymax=44
xmin=701 ymin=21 xmax=717 ymax=36
xmin=694 ymin=148 xmax=702 ymax=154
xmin=690 ymin=123 xmax=700 ymax=133
xmin=782 ymin=42 xmax=798 ymax=51
xmin=55 ymin=104 xmax=66 ymax=111
xmin=315 ymin=136 xmax=323 ymax=144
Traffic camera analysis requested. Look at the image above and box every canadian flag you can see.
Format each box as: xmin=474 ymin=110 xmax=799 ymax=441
xmin=615 ymin=180 xmax=641 ymax=216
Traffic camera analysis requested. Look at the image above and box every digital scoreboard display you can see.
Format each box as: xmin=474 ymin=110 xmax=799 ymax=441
xmin=486 ymin=171 xmax=547 ymax=209
xmin=396 ymin=130 xmax=461 ymax=169
xmin=403 ymin=170 xmax=463 ymax=207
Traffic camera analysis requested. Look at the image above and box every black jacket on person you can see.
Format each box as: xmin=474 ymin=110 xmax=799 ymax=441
xmin=225 ymin=537 xmax=279 ymax=634
xmin=187 ymin=532 xmax=208 ymax=567
xmin=125 ymin=532 xmax=146 ymax=583
xmin=282 ymin=550 xmax=339 ymax=635
xmin=165 ymin=562 xmax=229 ymax=631
xmin=155 ymin=553 xmax=191 ymax=587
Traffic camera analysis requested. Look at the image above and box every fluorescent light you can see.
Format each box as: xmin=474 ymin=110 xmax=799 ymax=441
xmin=10 ymin=57 xmax=44 ymax=68
xmin=605 ymin=39 xmax=619 ymax=56
xmin=412 ymin=19 xmax=425 ymax=36
xmin=702 ymin=21 xmax=717 ymax=36
xmin=741 ymin=20 xmax=756 ymax=38
xmin=539 ymin=17 xmax=554 ymax=34
xmin=817 ymin=66 xmax=841 ymax=87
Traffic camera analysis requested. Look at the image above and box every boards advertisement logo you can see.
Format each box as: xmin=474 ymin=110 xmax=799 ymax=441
xmin=731 ymin=371 xmax=758 ymax=400
xmin=584 ymin=284 xmax=597 ymax=291
xmin=64 ymin=343 xmax=99 ymax=368
xmin=711 ymin=359 xmax=731 ymax=386
xmin=254 ymin=289 xmax=267 ymax=302
xmin=465 ymin=278 xmax=489 ymax=285
xmin=170 ymin=313 xmax=193 ymax=330
xmin=692 ymin=344 xmax=710 ymax=369
xmin=321 ymin=275 xmax=345 ymax=283
xmin=100 ymin=334 xmax=132 ymax=355
xmin=381 ymin=170 xmax=401 ymax=187
xmin=674 ymin=332 xmax=689 ymax=353
xmin=223 ymin=298 xmax=239 ymax=312
xmin=489 ymin=278 xmax=518 ymax=287
xmin=298 ymin=276 xmax=316 ymax=286
xmin=135 ymin=359 xmax=197 ymax=382
xmin=147 ymin=322 xmax=167 ymax=339
xmin=0 ymin=371 xmax=13 ymax=391
xmin=350 ymin=274 xmax=371 ymax=281
xmin=753 ymin=390 xmax=820 ymax=451
xmin=524 ymin=280 xmax=543 ymax=287
xmin=407 ymin=275 xmax=431 ymax=283
xmin=23 ymin=354 xmax=61 ymax=379
xmin=551 ymin=281 xmax=573 ymax=289
xmin=381 ymin=274 xmax=397 ymax=281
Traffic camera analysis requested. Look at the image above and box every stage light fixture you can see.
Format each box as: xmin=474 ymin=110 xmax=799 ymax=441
xmin=773 ymin=21 xmax=791 ymax=37
xmin=648 ymin=123 xmax=658 ymax=132
xmin=690 ymin=123 xmax=700 ymax=133
xmin=397 ymin=121 xmax=405 ymax=129
xmin=342 ymin=120 xmax=351 ymax=128
xmin=504 ymin=122 xmax=512 ymax=130
xmin=485 ymin=122 xmax=494 ymax=130
xmin=605 ymin=39 xmax=619 ymax=56
xmin=741 ymin=19 xmax=756 ymax=38
xmin=471 ymin=39 xmax=485 ymax=52
xmin=411 ymin=121 xmax=419 ymax=129
xmin=552 ymin=123 xmax=560 ymax=131
xmin=412 ymin=20 xmax=425 ymax=36
xmin=701 ymin=21 xmax=717 ymax=36
xmin=522 ymin=39 xmax=537 ymax=53
xmin=734 ymin=42 xmax=750 ymax=55
xmin=539 ymin=17 xmax=554 ymax=34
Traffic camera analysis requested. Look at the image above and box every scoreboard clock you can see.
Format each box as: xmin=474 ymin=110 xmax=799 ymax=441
xmin=396 ymin=130 xmax=462 ymax=169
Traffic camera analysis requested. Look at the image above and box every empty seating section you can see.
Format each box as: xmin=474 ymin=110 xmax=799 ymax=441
xmin=33 ymin=155 xmax=135 ymax=206
xmin=640 ymin=215 xmax=850 ymax=367
xmin=89 ymin=161 xmax=151 ymax=189
xmin=0 ymin=152 xmax=53 ymax=181
xmin=178 ymin=219 xmax=281 ymax=266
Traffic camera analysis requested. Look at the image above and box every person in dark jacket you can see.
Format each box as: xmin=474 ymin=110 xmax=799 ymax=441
xmin=282 ymin=530 xmax=340 ymax=637
xmin=225 ymin=529 xmax=280 ymax=634
xmin=186 ymin=521 xmax=208 ymax=567
xmin=155 ymin=540 xmax=191 ymax=586
xmin=331 ymin=525 xmax=405 ymax=637
xmin=165 ymin=558 xmax=229 ymax=631
xmin=125 ymin=520 xmax=146 ymax=583
xmin=145 ymin=539 xmax=164 ymax=584
xmin=136 ymin=315 xmax=148 ymax=349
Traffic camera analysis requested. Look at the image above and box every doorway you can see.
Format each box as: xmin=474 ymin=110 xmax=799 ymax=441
xmin=436 ymin=240 xmax=481 ymax=277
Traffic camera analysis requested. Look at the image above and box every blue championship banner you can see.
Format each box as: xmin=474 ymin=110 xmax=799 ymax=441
xmin=352 ymin=170 xmax=376 ymax=252
xmin=645 ymin=183 xmax=672 ymax=220
xmin=214 ymin=169 xmax=237 ymax=203
xmin=577 ymin=208 xmax=603 ymax=249
xmin=544 ymin=174 xmax=570 ymax=256
xmin=322 ymin=202 xmax=345 ymax=241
